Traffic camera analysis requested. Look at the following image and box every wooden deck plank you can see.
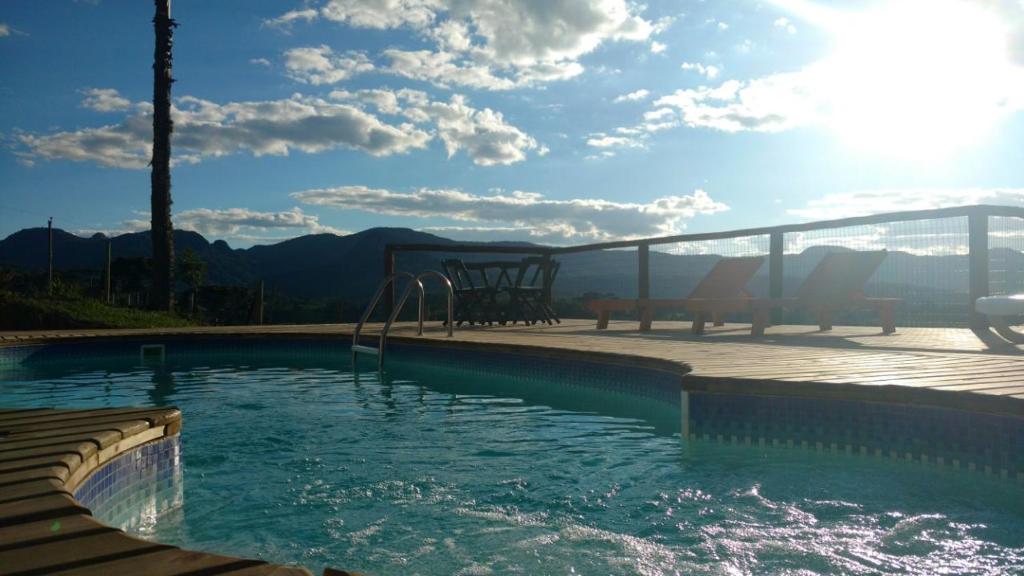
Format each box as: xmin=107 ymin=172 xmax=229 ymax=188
xmin=0 ymin=514 xmax=108 ymax=548
xmin=0 ymin=478 xmax=67 ymax=504
xmin=0 ymin=492 xmax=88 ymax=527
xmin=0 ymin=530 xmax=169 ymax=575
xmin=3 ymin=421 xmax=150 ymax=443
xmin=0 ymin=430 xmax=122 ymax=452
xmin=45 ymin=549 xmax=269 ymax=576
xmin=1 ymin=412 xmax=176 ymax=436
xmin=0 ymin=407 xmax=177 ymax=427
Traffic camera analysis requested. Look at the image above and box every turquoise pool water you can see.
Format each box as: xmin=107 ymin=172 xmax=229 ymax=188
xmin=2 ymin=343 xmax=1023 ymax=575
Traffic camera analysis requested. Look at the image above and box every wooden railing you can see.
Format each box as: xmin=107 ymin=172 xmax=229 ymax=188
xmin=387 ymin=204 xmax=1024 ymax=330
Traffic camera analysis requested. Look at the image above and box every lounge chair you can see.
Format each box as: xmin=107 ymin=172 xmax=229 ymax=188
xmin=976 ymin=294 xmax=1024 ymax=343
xmin=589 ymin=256 xmax=765 ymax=332
xmin=745 ymin=250 xmax=898 ymax=336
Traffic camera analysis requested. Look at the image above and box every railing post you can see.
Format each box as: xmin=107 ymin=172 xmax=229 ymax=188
xmin=638 ymin=243 xmax=650 ymax=300
xmin=542 ymin=253 xmax=554 ymax=305
xmin=769 ymin=231 xmax=784 ymax=324
xmin=383 ymin=245 xmax=395 ymax=318
xmin=968 ymin=211 xmax=989 ymax=330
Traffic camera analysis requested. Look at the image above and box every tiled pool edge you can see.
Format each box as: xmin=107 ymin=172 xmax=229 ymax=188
xmin=0 ymin=407 xmax=318 ymax=576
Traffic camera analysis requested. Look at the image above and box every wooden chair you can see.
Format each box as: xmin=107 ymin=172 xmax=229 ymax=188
xmin=589 ymin=256 xmax=765 ymax=332
xmin=747 ymin=250 xmax=899 ymax=336
xmin=442 ymin=258 xmax=500 ymax=325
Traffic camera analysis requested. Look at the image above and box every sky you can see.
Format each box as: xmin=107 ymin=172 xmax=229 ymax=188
xmin=2 ymin=0 xmax=1024 ymax=248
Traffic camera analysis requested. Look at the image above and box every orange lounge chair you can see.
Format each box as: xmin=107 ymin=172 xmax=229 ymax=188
xmin=589 ymin=256 xmax=765 ymax=332
xmin=744 ymin=250 xmax=898 ymax=336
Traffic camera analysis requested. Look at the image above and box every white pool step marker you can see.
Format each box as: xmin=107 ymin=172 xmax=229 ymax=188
xmin=975 ymin=294 xmax=1024 ymax=343
xmin=140 ymin=344 xmax=166 ymax=364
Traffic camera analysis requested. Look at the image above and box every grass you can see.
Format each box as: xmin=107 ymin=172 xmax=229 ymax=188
xmin=0 ymin=290 xmax=195 ymax=330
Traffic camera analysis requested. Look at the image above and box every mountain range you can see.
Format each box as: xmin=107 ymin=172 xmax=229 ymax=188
xmin=2 ymin=227 xmax=1022 ymax=309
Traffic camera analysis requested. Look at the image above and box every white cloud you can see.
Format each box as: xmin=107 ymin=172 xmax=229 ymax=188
xmin=175 ymin=207 xmax=348 ymax=237
xmin=80 ymin=88 xmax=132 ymax=112
xmin=773 ymin=17 xmax=797 ymax=34
xmin=586 ymin=133 xmax=643 ymax=149
xmin=20 ymin=88 xmax=541 ymax=168
xmin=653 ymin=69 xmax=821 ymax=133
xmin=269 ymin=0 xmax=655 ymax=90
xmin=291 ymin=185 xmax=729 ymax=241
xmin=680 ymin=61 xmax=720 ymax=79
xmin=263 ymin=8 xmax=319 ymax=30
xmin=788 ymin=188 xmax=1024 ymax=220
xmin=330 ymin=89 xmax=542 ymax=165
xmin=250 ymin=57 xmax=272 ymax=67
xmin=650 ymin=41 xmax=667 ymax=54
xmin=0 ymin=23 xmax=9 ymax=37
xmin=17 ymin=92 xmax=432 ymax=169
xmin=283 ymin=45 xmax=374 ymax=85
xmin=613 ymin=89 xmax=650 ymax=103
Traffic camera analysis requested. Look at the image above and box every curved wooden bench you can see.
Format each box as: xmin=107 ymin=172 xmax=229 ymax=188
xmin=0 ymin=407 xmax=319 ymax=576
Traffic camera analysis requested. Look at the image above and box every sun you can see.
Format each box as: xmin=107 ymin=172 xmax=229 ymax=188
xmin=786 ymin=0 xmax=1019 ymax=160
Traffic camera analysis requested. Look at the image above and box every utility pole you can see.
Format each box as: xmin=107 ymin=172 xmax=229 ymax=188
xmin=47 ymin=217 xmax=53 ymax=296
xmin=150 ymin=0 xmax=176 ymax=311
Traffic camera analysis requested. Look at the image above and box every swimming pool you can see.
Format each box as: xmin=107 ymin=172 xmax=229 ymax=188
xmin=2 ymin=339 xmax=1022 ymax=575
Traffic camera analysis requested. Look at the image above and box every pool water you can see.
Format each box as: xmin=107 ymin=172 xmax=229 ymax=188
xmin=2 ymin=345 xmax=1023 ymax=575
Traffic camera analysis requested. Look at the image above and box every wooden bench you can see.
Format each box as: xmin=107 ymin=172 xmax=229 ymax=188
xmin=589 ymin=298 xmax=732 ymax=332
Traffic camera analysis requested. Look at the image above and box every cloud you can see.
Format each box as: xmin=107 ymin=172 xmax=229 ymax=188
xmin=291 ymin=185 xmax=728 ymax=241
xmin=80 ymin=88 xmax=132 ymax=112
xmin=680 ymin=61 xmax=720 ymax=79
xmin=250 ymin=57 xmax=272 ymax=67
xmin=652 ymin=69 xmax=821 ymax=133
xmin=788 ymin=188 xmax=1024 ymax=220
xmin=17 ymin=92 xmax=432 ymax=169
xmin=330 ymin=89 xmax=542 ymax=165
xmin=19 ymin=88 xmax=540 ymax=168
xmin=613 ymin=89 xmax=650 ymax=103
xmin=262 ymin=8 xmax=319 ymax=30
xmin=0 ymin=23 xmax=26 ymax=38
xmin=774 ymin=17 xmax=797 ymax=34
xmin=650 ymin=41 xmax=667 ymax=54
xmin=585 ymin=132 xmax=643 ymax=149
xmin=175 ymin=207 xmax=348 ymax=237
xmin=269 ymin=0 xmax=655 ymax=90
xmin=283 ymin=45 xmax=374 ymax=85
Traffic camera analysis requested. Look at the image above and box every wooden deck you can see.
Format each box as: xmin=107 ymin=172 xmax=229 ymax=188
xmin=3 ymin=319 xmax=1023 ymax=415
xmin=0 ymin=407 xmax=316 ymax=576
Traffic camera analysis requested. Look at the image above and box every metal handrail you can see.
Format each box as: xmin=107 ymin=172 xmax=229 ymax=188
xmin=414 ymin=271 xmax=454 ymax=337
xmin=352 ymin=270 xmax=454 ymax=369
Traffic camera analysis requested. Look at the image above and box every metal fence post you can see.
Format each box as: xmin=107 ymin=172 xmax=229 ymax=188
xmin=968 ymin=211 xmax=989 ymax=331
xmin=384 ymin=245 xmax=395 ymax=318
xmin=638 ymin=244 xmax=650 ymax=301
xmin=769 ymin=231 xmax=784 ymax=324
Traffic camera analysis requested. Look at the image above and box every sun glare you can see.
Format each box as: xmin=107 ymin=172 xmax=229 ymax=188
xmin=821 ymin=0 xmax=1016 ymax=160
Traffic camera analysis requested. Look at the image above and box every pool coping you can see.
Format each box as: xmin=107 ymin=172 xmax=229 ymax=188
xmin=3 ymin=326 xmax=1022 ymax=418
xmin=0 ymin=407 xmax=319 ymax=576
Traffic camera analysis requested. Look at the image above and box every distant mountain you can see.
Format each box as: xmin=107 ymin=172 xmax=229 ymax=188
xmin=2 ymin=227 xmax=1022 ymax=307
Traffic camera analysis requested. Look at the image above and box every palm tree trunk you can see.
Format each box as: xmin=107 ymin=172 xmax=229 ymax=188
xmin=151 ymin=0 xmax=175 ymax=311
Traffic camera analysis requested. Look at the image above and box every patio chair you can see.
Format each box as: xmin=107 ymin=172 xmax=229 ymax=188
xmin=506 ymin=257 xmax=561 ymax=325
xmin=682 ymin=256 xmax=765 ymax=334
xmin=747 ymin=250 xmax=898 ymax=336
xmin=589 ymin=256 xmax=764 ymax=331
xmin=442 ymin=258 xmax=500 ymax=326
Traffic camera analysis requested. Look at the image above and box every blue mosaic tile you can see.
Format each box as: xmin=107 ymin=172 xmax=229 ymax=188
xmin=73 ymin=435 xmax=183 ymax=533
xmin=687 ymin=392 xmax=1024 ymax=479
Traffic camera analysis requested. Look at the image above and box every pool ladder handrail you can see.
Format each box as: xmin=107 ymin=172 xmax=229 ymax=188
xmin=352 ymin=271 xmax=454 ymax=369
